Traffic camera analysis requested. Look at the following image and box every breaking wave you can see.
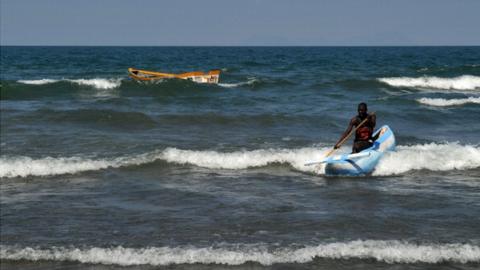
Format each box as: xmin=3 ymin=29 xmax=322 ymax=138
xmin=15 ymin=77 xmax=259 ymax=91
xmin=1 ymin=143 xmax=479 ymax=178
xmin=218 ymin=78 xmax=259 ymax=88
xmin=17 ymin=78 xmax=123 ymax=89
xmin=0 ymin=153 xmax=159 ymax=178
xmin=0 ymin=147 xmax=325 ymax=178
xmin=374 ymin=143 xmax=480 ymax=176
xmin=1 ymin=240 xmax=479 ymax=265
xmin=16 ymin=79 xmax=58 ymax=85
xmin=378 ymin=75 xmax=480 ymax=91
xmin=417 ymin=97 xmax=480 ymax=107
xmin=161 ymin=147 xmax=323 ymax=171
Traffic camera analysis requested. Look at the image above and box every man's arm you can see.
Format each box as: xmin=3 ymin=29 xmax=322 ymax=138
xmin=334 ymin=118 xmax=356 ymax=149
xmin=369 ymin=113 xmax=376 ymax=129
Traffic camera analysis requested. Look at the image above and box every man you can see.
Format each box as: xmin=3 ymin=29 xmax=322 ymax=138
xmin=334 ymin=103 xmax=376 ymax=153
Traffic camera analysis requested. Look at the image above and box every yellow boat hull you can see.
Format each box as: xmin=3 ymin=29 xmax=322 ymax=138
xmin=128 ymin=68 xmax=220 ymax=84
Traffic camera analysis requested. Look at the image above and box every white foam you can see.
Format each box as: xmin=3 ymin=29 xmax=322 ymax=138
xmin=67 ymin=78 xmax=122 ymax=90
xmin=417 ymin=97 xmax=480 ymax=107
xmin=161 ymin=144 xmax=480 ymax=176
xmin=17 ymin=78 xmax=122 ymax=89
xmin=161 ymin=147 xmax=326 ymax=172
xmin=1 ymin=241 xmax=479 ymax=265
xmin=0 ymin=152 xmax=160 ymax=178
xmin=2 ymin=143 xmax=478 ymax=178
xmin=17 ymin=79 xmax=59 ymax=85
xmin=218 ymin=78 xmax=258 ymax=88
xmin=378 ymin=75 xmax=480 ymax=91
xmin=0 ymin=147 xmax=326 ymax=178
xmin=374 ymin=143 xmax=480 ymax=176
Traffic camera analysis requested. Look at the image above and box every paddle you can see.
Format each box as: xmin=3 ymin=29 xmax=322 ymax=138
xmin=304 ymin=151 xmax=371 ymax=166
xmin=305 ymin=112 xmax=374 ymax=166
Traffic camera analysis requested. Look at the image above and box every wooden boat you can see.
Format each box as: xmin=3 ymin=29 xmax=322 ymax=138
xmin=128 ymin=68 xmax=220 ymax=84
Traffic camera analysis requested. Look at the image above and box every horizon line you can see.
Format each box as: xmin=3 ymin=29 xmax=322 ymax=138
xmin=1 ymin=44 xmax=479 ymax=47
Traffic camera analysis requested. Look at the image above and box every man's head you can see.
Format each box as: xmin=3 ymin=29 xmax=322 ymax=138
xmin=357 ymin=102 xmax=368 ymax=117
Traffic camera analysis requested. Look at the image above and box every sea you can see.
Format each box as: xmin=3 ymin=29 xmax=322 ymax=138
xmin=1 ymin=46 xmax=479 ymax=269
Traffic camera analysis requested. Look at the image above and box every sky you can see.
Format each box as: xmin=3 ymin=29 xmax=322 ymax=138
xmin=1 ymin=0 xmax=480 ymax=46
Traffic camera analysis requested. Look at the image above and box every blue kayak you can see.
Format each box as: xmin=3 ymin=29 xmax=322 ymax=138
xmin=323 ymin=125 xmax=396 ymax=176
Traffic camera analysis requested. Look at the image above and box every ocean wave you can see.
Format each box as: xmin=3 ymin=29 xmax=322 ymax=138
xmin=218 ymin=78 xmax=258 ymax=88
xmin=374 ymin=143 xmax=480 ymax=176
xmin=68 ymin=78 xmax=122 ymax=89
xmin=4 ymin=77 xmax=273 ymax=100
xmin=161 ymin=143 xmax=480 ymax=176
xmin=1 ymin=240 xmax=479 ymax=265
xmin=0 ymin=152 xmax=160 ymax=178
xmin=1 ymin=143 xmax=479 ymax=178
xmin=417 ymin=97 xmax=480 ymax=107
xmin=161 ymin=147 xmax=323 ymax=171
xmin=17 ymin=79 xmax=59 ymax=85
xmin=378 ymin=75 xmax=480 ymax=91
xmin=0 ymin=147 xmax=324 ymax=178
xmin=17 ymin=78 xmax=123 ymax=89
